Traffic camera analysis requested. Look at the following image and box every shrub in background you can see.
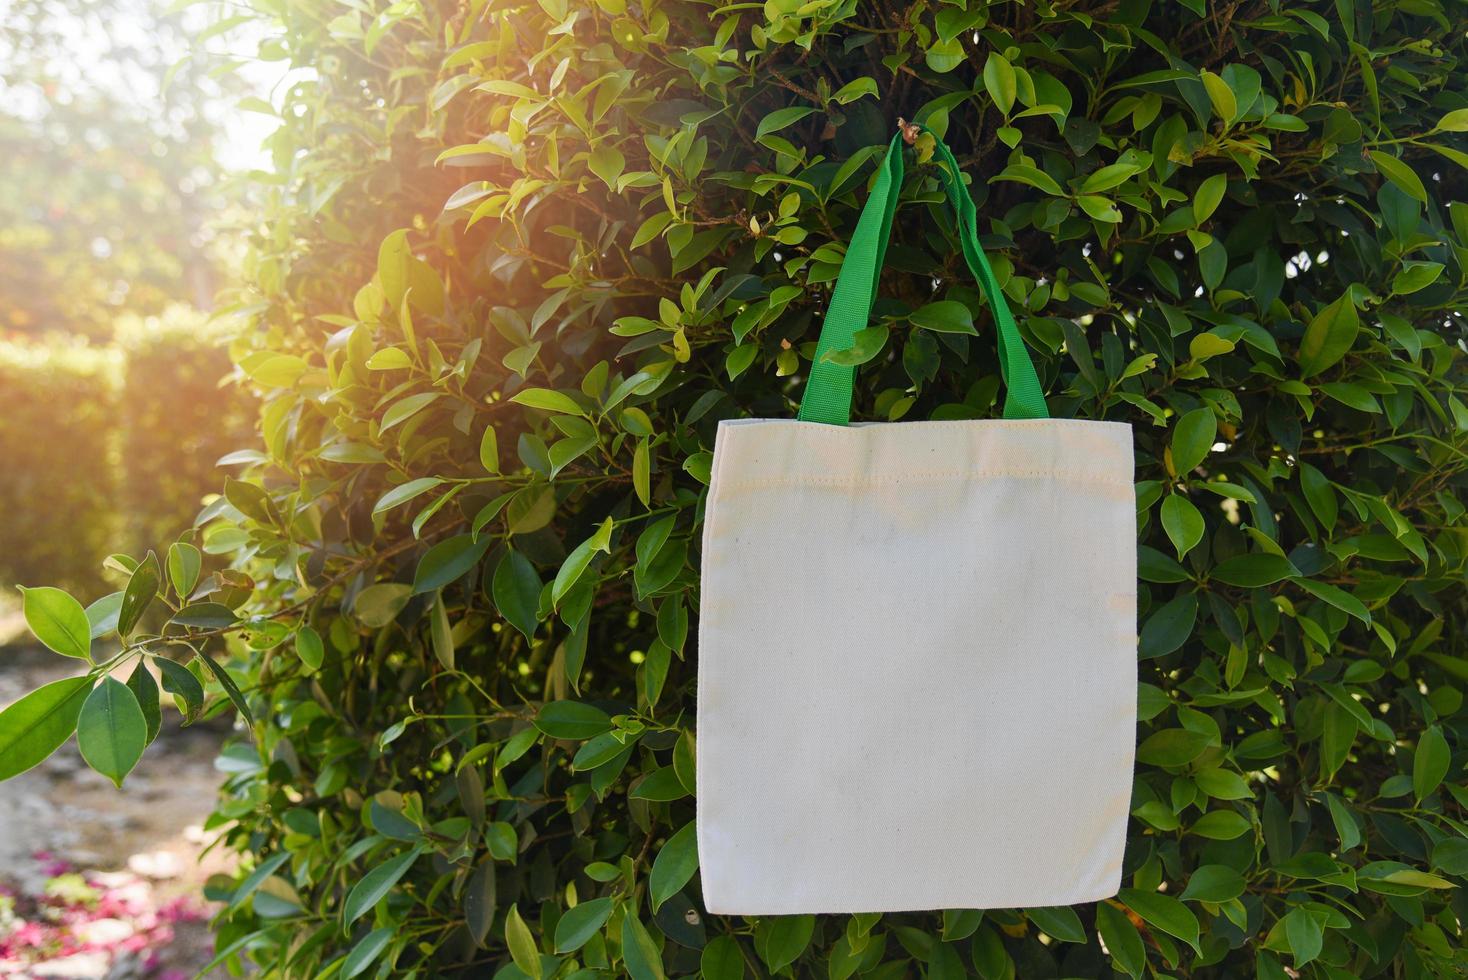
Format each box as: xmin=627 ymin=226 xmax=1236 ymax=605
xmin=0 ymin=307 xmax=250 ymax=596
xmin=0 ymin=338 xmax=120 ymax=593
xmin=115 ymin=306 xmax=255 ymax=557
xmin=2 ymin=0 xmax=1467 ymax=977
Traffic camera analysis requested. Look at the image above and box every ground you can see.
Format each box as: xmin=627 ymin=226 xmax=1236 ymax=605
xmin=0 ymin=618 xmax=233 ymax=980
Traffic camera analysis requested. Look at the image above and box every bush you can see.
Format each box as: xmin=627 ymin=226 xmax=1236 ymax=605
xmin=5 ymin=0 xmax=1468 ymax=977
xmin=0 ymin=308 xmax=250 ymax=595
xmin=0 ymin=338 xmax=120 ymax=593
xmin=115 ymin=306 xmax=255 ymax=557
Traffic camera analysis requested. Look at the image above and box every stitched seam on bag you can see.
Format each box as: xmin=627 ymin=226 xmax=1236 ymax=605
xmin=714 ymin=469 xmax=1134 ymax=490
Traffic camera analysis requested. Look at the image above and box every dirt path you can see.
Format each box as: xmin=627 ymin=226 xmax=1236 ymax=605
xmin=0 ymin=640 xmax=234 ymax=979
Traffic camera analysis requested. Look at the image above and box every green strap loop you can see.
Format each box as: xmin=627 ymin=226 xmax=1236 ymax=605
xmin=797 ymin=127 xmax=1049 ymax=425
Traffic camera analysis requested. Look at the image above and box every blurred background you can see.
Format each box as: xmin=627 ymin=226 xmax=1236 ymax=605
xmin=1 ymin=1 xmax=267 ymax=973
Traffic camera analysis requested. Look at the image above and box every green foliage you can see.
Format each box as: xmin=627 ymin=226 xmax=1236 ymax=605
xmin=0 ymin=307 xmax=253 ymax=593
xmin=5 ymin=0 xmax=1468 ymax=976
xmin=0 ymin=339 xmax=121 ymax=592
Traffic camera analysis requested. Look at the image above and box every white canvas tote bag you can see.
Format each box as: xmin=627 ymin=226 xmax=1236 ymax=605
xmin=696 ymin=126 xmax=1137 ymax=915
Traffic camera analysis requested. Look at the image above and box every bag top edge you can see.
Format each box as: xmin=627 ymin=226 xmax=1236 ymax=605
xmin=718 ymin=417 xmax=1133 ymax=432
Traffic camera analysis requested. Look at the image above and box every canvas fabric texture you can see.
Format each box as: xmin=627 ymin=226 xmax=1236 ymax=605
xmin=696 ymin=417 xmax=1137 ymax=914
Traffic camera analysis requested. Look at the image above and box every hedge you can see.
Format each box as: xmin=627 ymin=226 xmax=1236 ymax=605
xmin=114 ymin=306 xmax=255 ymax=558
xmin=3 ymin=0 xmax=1468 ymax=977
xmin=0 ymin=308 xmax=250 ymax=594
xmin=0 ymin=338 xmax=120 ymax=593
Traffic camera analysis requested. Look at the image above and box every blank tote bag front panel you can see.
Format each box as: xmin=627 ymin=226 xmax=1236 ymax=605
xmin=696 ymin=127 xmax=1138 ymax=916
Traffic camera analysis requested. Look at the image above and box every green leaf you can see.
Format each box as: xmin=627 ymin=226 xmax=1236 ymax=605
xmin=479 ymin=427 xmax=500 ymax=473
xmin=1434 ymin=108 xmax=1468 ymax=132
xmin=702 ymin=935 xmax=745 ymax=980
xmin=225 ymin=851 xmax=292 ymax=912
xmin=534 ymin=701 xmax=611 ymax=740
xmin=1195 ymin=767 xmax=1252 ymax=800
xmin=374 ymin=477 xmax=444 ymax=516
xmin=1298 ymin=462 xmax=1337 ymax=532
xmin=1298 ymin=291 xmax=1359 ymax=377
xmin=1138 ymin=593 xmax=1198 ymax=660
xmin=756 ymin=106 xmax=815 ymax=140
xmin=1077 ymin=195 xmax=1122 ymax=222
xmin=1179 ymin=864 xmax=1246 ymax=902
xmin=365 ymin=347 xmax=412 ymax=370
xmin=924 ymin=36 xmax=965 ymax=73
xmin=1392 ymin=261 xmax=1443 ymax=295
xmin=621 ymin=910 xmax=665 ymax=980
xmin=573 ymin=731 xmax=633 ymax=770
xmin=674 ymin=730 xmax=697 ymax=795
xmin=85 ymin=592 xmax=123 ymax=638
xmin=630 ymin=766 xmax=690 ymax=802
xmin=380 ymin=391 xmax=440 ymax=432
xmin=1161 ymin=495 xmax=1204 ymax=560
xmin=464 ymin=859 xmax=496 ymax=947
xmin=127 ymin=663 xmax=161 ymax=747
xmin=831 ymin=77 xmax=877 ymax=104
xmin=1080 ymin=163 xmax=1140 ymax=194
xmin=342 ymin=927 xmax=394 ymax=979
xmin=492 ymin=548 xmax=542 ymax=641
xmin=588 ymin=144 xmax=625 ymax=189
xmin=511 ymin=387 xmax=584 ymax=415
xmin=1211 ymin=554 xmax=1298 ymax=587
xmin=377 ymin=229 xmax=411 ymax=308
xmin=1136 ymin=728 xmax=1212 ymax=767
xmin=1170 ymin=408 xmax=1216 ymax=475
xmin=170 ymin=602 xmax=239 ymax=628
xmin=1319 ymin=381 xmax=1380 ymax=413
xmin=633 ymin=438 xmax=651 ymax=506
xmin=1283 ymin=907 xmax=1323 ymax=966
xmin=1290 ymin=577 xmax=1371 ymax=624
xmin=412 ymin=533 xmax=492 ymax=594
xmin=983 ymin=53 xmax=1017 ymax=114
xmin=1414 ymin=725 xmax=1451 ymax=802
xmin=995 ymin=164 xmax=1065 ymax=196
xmin=76 ymin=677 xmax=148 ymax=788
xmin=1191 ymin=809 xmax=1252 ymax=839
xmin=506 ymin=903 xmax=543 ymax=979
xmin=1118 ymin=887 xmax=1201 ymax=952
xmin=1201 ymin=70 xmax=1237 ymax=123
xmin=649 ymin=821 xmax=699 ymax=911
xmin=166 ymin=542 xmax=202 ymax=599
xmin=354 ymin=583 xmax=412 ymax=628
xmin=482 ymin=820 xmax=517 ymax=862
xmin=553 ymin=518 xmax=614 ymax=606
xmin=197 ymin=653 xmax=255 ymax=726
xmin=941 ymin=908 xmax=984 ymax=942
xmin=158 ymin=658 xmax=204 ymax=721
xmin=1027 ymin=906 xmax=1086 ymax=943
xmin=1095 ymin=902 xmax=1145 ymax=978
xmin=19 ymin=586 xmax=91 ymax=661
xmin=1193 ymin=173 xmax=1227 ymax=223
xmin=554 ymin=897 xmax=613 ymax=953
xmin=928 ymin=942 xmax=965 ymax=979
xmin=822 ymin=324 xmax=889 ymax=366
xmin=1368 ymin=150 xmax=1427 ymax=203
xmin=295 ymin=626 xmax=325 ymax=670
xmin=0 ymin=675 xmax=92 ymax=781
xmin=117 ymin=553 xmax=160 ymax=638
xmin=910 ymin=300 xmax=976 ymax=334
xmin=430 ymin=593 xmax=454 ymax=670
xmin=760 ymin=915 xmax=814 ymax=973
xmin=343 ymin=847 xmax=421 ymax=925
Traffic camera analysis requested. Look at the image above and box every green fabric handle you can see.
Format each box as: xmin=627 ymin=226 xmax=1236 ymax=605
xmin=797 ymin=126 xmax=1049 ymax=425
